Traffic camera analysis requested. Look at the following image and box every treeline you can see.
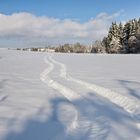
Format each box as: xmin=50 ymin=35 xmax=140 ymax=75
xmin=55 ymin=18 xmax=140 ymax=54
xmin=92 ymin=18 xmax=140 ymax=53
xmin=55 ymin=43 xmax=91 ymax=53
xmin=17 ymin=47 xmax=55 ymax=52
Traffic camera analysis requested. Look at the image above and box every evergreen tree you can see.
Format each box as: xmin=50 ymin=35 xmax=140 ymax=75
xmin=130 ymin=19 xmax=137 ymax=36
xmin=118 ymin=22 xmax=123 ymax=40
xmin=122 ymin=22 xmax=130 ymax=44
xmin=106 ymin=22 xmax=122 ymax=53
xmin=101 ymin=18 xmax=140 ymax=53
xmin=137 ymin=18 xmax=140 ymax=35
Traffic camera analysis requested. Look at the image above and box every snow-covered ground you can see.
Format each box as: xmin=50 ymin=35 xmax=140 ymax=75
xmin=0 ymin=49 xmax=140 ymax=140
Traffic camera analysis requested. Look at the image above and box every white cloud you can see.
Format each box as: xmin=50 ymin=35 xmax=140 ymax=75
xmin=0 ymin=11 xmax=123 ymax=47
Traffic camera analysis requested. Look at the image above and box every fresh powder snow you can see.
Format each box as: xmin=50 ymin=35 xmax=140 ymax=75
xmin=0 ymin=49 xmax=140 ymax=140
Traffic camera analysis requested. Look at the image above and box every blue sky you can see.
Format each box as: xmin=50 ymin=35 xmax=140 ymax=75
xmin=0 ymin=0 xmax=140 ymax=47
xmin=0 ymin=0 xmax=140 ymax=21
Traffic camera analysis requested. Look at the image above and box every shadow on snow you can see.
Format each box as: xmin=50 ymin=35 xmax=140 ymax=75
xmin=2 ymin=91 xmax=140 ymax=140
xmin=118 ymin=80 xmax=140 ymax=100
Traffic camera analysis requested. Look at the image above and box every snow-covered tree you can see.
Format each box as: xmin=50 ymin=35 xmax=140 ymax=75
xmin=91 ymin=40 xmax=106 ymax=53
xmin=106 ymin=22 xmax=122 ymax=53
xmin=101 ymin=18 xmax=140 ymax=53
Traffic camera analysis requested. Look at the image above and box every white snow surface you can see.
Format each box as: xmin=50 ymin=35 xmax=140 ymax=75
xmin=0 ymin=49 xmax=140 ymax=140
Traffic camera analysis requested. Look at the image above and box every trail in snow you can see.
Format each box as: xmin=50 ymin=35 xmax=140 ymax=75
xmin=40 ymin=56 xmax=109 ymax=140
xmin=49 ymin=55 xmax=140 ymax=118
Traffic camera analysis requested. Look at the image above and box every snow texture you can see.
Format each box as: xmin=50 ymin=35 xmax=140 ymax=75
xmin=0 ymin=49 xmax=140 ymax=140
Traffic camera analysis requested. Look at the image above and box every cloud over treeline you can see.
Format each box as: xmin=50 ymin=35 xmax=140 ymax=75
xmin=0 ymin=11 xmax=123 ymax=47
